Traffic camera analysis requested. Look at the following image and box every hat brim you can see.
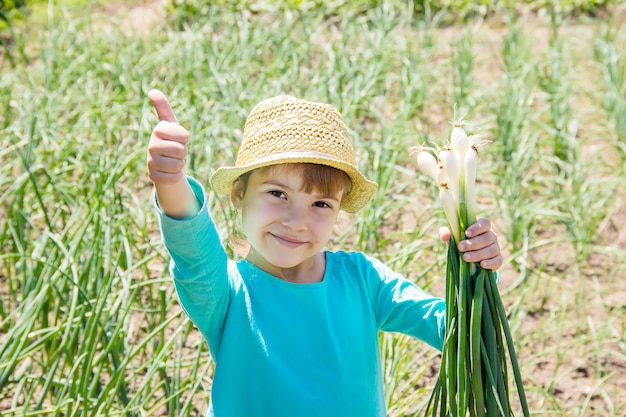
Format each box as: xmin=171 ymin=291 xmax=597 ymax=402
xmin=210 ymin=151 xmax=378 ymax=213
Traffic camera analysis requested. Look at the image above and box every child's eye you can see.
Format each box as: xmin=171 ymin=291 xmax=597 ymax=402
xmin=313 ymin=201 xmax=332 ymax=209
xmin=269 ymin=190 xmax=286 ymax=199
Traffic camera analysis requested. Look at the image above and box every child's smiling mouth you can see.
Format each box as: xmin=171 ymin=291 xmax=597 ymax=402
xmin=271 ymin=233 xmax=306 ymax=248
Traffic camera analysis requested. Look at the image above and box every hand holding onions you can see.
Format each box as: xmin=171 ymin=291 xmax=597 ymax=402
xmin=412 ymin=123 xmax=529 ymax=417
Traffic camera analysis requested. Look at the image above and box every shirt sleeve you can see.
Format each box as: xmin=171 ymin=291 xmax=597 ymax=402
xmin=155 ymin=177 xmax=230 ymax=342
xmin=365 ymin=255 xmax=446 ymax=351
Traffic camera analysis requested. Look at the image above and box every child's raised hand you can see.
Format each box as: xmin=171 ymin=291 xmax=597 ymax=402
xmin=147 ymin=90 xmax=196 ymax=219
xmin=438 ymin=218 xmax=503 ymax=271
xmin=147 ymin=89 xmax=190 ymax=186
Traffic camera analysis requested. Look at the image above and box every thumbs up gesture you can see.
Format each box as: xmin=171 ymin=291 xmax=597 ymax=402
xmin=147 ymin=89 xmax=190 ymax=186
xmin=147 ymin=89 xmax=197 ymax=218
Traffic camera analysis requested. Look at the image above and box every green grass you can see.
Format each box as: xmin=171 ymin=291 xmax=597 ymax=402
xmin=1 ymin=1 xmax=625 ymax=416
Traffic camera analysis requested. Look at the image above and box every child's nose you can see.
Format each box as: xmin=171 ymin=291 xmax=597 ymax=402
xmin=281 ymin=206 xmax=308 ymax=231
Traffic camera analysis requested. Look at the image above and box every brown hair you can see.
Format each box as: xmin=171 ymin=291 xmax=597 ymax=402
xmin=237 ymin=163 xmax=352 ymax=197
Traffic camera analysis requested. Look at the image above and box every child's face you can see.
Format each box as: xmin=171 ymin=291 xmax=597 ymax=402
xmin=232 ymin=164 xmax=346 ymax=279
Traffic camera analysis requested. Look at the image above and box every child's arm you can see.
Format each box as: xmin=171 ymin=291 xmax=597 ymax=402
xmin=147 ymin=89 xmax=198 ymax=219
xmin=157 ymin=178 xmax=230 ymax=347
xmin=147 ymin=90 xmax=229 ymax=349
xmin=371 ymin=219 xmax=502 ymax=350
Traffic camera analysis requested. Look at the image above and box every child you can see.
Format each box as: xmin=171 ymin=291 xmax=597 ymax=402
xmin=147 ymin=90 xmax=502 ymax=417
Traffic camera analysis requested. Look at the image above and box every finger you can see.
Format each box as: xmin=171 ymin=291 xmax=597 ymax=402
xmin=458 ymin=231 xmax=496 ymax=252
xmin=462 ymin=243 xmax=501 ymax=265
xmin=438 ymin=226 xmax=451 ymax=242
xmin=149 ymin=155 xmax=186 ymax=174
xmin=478 ymin=254 xmax=503 ymax=271
xmin=465 ymin=217 xmax=491 ymax=238
xmin=149 ymin=139 xmax=188 ymax=159
xmin=148 ymin=89 xmax=178 ymax=124
xmin=148 ymin=169 xmax=186 ymax=186
xmin=147 ymin=153 xmax=186 ymax=184
xmin=153 ymin=122 xmax=190 ymax=145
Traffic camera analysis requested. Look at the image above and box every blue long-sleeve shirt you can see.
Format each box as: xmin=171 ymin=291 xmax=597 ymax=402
xmin=157 ymin=177 xmax=446 ymax=417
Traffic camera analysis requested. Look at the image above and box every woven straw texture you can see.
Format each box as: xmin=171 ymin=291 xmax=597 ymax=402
xmin=210 ymin=95 xmax=377 ymax=213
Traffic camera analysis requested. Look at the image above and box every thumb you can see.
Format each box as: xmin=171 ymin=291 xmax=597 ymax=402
xmin=438 ymin=226 xmax=451 ymax=242
xmin=148 ymin=89 xmax=178 ymax=123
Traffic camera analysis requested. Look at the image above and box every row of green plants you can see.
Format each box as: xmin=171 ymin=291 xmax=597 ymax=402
xmin=166 ymin=0 xmax=615 ymax=15
xmin=0 ymin=0 xmax=618 ymax=66
xmin=164 ymin=0 xmax=617 ymax=29
xmin=0 ymin=0 xmax=618 ymax=32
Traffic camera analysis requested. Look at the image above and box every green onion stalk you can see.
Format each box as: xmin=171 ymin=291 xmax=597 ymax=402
xmin=411 ymin=124 xmax=530 ymax=417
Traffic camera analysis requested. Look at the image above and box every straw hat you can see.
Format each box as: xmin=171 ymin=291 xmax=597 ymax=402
xmin=210 ymin=95 xmax=378 ymax=213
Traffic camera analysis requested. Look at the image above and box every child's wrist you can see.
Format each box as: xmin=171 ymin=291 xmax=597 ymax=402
xmin=155 ymin=177 xmax=198 ymax=219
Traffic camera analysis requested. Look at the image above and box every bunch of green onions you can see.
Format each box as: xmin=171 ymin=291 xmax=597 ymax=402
xmin=411 ymin=124 xmax=530 ymax=417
